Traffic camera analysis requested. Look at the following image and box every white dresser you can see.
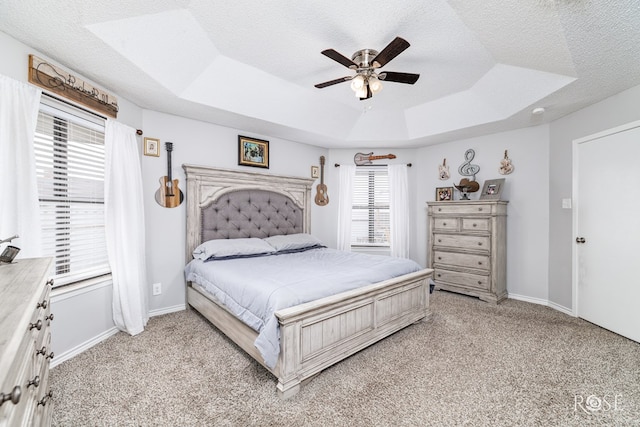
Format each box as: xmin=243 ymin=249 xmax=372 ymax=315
xmin=427 ymin=201 xmax=507 ymax=303
xmin=0 ymin=258 xmax=54 ymax=426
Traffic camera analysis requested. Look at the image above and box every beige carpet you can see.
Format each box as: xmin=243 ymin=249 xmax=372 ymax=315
xmin=50 ymin=290 xmax=640 ymax=426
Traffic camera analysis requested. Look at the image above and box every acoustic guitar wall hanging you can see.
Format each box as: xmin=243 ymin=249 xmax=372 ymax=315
xmin=353 ymin=152 xmax=396 ymax=165
xmin=155 ymin=142 xmax=184 ymax=208
xmin=314 ymin=156 xmax=329 ymax=206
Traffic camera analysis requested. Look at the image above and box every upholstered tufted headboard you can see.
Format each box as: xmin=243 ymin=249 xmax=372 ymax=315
xmin=200 ymin=189 xmax=303 ymax=241
xmin=182 ymin=165 xmax=315 ymax=262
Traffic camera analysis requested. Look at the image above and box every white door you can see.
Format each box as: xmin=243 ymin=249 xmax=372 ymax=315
xmin=574 ymin=121 xmax=640 ymax=343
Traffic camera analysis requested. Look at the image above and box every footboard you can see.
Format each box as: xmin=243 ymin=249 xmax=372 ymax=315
xmin=274 ymin=268 xmax=433 ymax=398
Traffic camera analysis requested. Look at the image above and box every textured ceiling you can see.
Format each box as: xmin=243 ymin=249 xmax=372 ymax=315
xmin=1 ymin=0 xmax=640 ymax=148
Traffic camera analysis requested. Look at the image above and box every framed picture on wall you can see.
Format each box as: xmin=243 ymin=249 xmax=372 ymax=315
xmin=143 ymin=137 xmax=160 ymax=157
xmin=238 ymin=135 xmax=269 ymax=168
xmin=435 ymin=187 xmax=453 ymax=201
xmin=480 ymin=178 xmax=505 ymax=200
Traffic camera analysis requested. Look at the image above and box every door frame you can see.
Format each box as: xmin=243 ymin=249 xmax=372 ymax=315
xmin=571 ymin=119 xmax=640 ymax=317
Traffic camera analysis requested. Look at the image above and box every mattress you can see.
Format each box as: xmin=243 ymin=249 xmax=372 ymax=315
xmin=184 ymin=247 xmax=422 ymax=368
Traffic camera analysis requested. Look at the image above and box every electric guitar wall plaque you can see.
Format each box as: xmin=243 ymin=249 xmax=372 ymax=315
xmin=155 ymin=142 xmax=184 ymax=208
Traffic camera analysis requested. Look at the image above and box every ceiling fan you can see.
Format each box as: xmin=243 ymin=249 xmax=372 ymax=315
xmin=314 ymin=36 xmax=420 ymax=100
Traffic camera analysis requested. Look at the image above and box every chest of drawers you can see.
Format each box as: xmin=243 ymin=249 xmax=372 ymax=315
xmin=427 ymin=201 xmax=507 ymax=303
xmin=0 ymin=258 xmax=54 ymax=426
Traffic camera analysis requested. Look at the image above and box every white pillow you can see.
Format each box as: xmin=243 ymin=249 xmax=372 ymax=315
xmin=263 ymin=233 xmax=324 ymax=252
xmin=192 ymin=238 xmax=275 ymax=260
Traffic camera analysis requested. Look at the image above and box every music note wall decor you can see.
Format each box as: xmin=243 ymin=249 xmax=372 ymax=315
xmin=458 ymin=148 xmax=480 ymax=181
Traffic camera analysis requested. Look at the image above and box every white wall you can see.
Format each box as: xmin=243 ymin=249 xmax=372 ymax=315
xmin=548 ymin=84 xmax=640 ymax=309
xmin=414 ymin=126 xmax=551 ymax=300
xmin=140 ymin=111 xmax=328 ymax=313
xmin=0 ymin=30 xmax=143 ymax=363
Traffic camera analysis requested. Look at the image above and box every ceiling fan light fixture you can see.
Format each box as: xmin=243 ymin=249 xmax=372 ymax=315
xmin=369 ymin=75 xmax=383 ymax=94
xmin=354 ymin=84 xmax=368 ymax=98
xmin=350 ymin=74 xmax=365 ymax=91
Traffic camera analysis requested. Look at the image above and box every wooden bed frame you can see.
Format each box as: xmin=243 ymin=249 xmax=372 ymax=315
xmin=183 ymin=164 xmax=433 ymax=398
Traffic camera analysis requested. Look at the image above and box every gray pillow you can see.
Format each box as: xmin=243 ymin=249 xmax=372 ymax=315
xmin=193 ymin=238 xmax=275 ymax=260
xmin=263 ymin=233 xmax=324 ymax=252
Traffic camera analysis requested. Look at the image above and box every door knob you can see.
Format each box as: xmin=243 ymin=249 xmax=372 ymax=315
xmin=576 ymin=237 xmax=586 ymax=244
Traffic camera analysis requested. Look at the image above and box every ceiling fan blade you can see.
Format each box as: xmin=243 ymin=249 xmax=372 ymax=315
xmin=372 ymin=37 xmax=410 ymax=68
xmin=314 ymin=76 xmax=352 ymax=88
xmin=379 ymin=71 xmax=420 ymax=84
xmin=321 ymin=49 xmax=358 ymax=69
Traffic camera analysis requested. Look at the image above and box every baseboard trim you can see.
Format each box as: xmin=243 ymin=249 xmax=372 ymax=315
xmin=50 ymin=326 xmax=119 ymax=369
xmin=508 ymin=293 xmax=573 ymax=316
xmin=149 ymin=304 xmax=186 ymax=317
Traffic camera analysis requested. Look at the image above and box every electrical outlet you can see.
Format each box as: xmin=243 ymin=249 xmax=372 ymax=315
xmin=152 ymin=282 xmax=162 ymax=296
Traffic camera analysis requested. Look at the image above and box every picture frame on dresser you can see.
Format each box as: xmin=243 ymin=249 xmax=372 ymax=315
xmin=479 ymin=178 xmax=505 ymax=200
xmin=435 ymin=187 xmax=453 ymax=201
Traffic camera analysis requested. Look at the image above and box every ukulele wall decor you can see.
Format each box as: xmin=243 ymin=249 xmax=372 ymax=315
xmin=353 ymin=152 xmax=396 ymax=165
xmin=314 ymin=156 xmax=329 ymax=206
xmin=155 ymin=142 xmax=184 ymax=208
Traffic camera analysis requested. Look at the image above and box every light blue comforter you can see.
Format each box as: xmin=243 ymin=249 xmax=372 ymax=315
xmin=184 ymin=247 xmax=422 ymax=368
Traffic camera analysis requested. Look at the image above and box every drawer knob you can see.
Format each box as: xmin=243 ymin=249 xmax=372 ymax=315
xmin=438 ymin=239 xmax=442 ymax=243
xmin=478 ymin=261 xmax=483 ymax=265
xmin=478 ymin=242 xmax=483 ymax=246
xmin=37 ymin=390 xmax=53 ymax=407
xmin=443 ymin=222 xmax=447 ymax=226
xmin=478 ymin=281 xmax=482 ymax=285
xmin=478 ymin=208 xmax=483 ymax=211
xmin=37 ymin=299 xmax=48 ymax=309
xmin=473 ymin=223 xmax=477 ymax=227
xmin=36 ymin=346 xmax=47 ymax=357
xmin=28 ymin=376 xmax=40 ymax=389
xmin=46 ymin=313 xmax=54 ymax=323
xmin=46 ymin=279 xmax=54 ymax=287
xmin=437 ymin=273 xmax=441 ymax=277
xmin=30 ymin=319 xmax=42 ymax=331
xmin=46 ymin=351 xmax=55 ymax=361
xmin=0 ymin=386 xmax=21 ymax=406
xmin=437 ymin=257 xmax=442 ymax=260
xmin=438 ymin=208 xmax=442 ymax=212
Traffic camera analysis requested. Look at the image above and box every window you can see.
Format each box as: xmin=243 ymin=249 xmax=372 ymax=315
xmin=351 ymin=166 xmax=390 ymax=247
xmin=34 ymin=98 xmax=110 ymax=287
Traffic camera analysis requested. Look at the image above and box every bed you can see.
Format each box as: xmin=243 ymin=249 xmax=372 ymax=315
xmin=182 ymin=164 xmax=433 ymax=398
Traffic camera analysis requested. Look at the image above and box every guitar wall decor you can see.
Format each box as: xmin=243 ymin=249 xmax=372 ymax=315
xmin=354 ymin=152 xmax=396 ymax=165
xmin=314 ymin=156 xmax=329 ymax=206
xmin=155 ymin=142 xmax=184 ymax=208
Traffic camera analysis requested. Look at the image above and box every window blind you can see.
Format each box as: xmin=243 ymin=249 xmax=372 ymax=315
xmin=34 ymin=100 xmax=110 ymax=286
xmin=351 ymin=166 xmax=390 ymax=246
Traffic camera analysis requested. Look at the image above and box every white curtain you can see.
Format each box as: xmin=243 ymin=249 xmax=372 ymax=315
xmin=105 ymin=120 xmax=148 ymax=335
xmin=388 ymin=164 xmax=410 ymax=258
xmin=337 ymin=164 xmax=356 ymax=251
xmin=0 ymin=75 xmax=42 ymax=258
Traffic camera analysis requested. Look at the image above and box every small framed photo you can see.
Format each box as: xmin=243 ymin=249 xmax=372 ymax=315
xmin=311 ymin=165 xmax=320 ymax=179
xmin=435 ymin=187 xmax=453 ymax=201
xmin=238 ymin=135 xmax=269 ymax=168
xmin=480 ymin=178 xmax=505 ymax=200
xmin=143 ymin=137 xmax=160 ymax=157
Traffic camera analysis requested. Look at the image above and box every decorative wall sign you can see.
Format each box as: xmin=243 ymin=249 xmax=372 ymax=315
xmin=499 ymin=150 xmax=514 ymax=175
xmin=238 ymin=135 xmax=269 ymax=168
xmin=28 ymin=54 xmax=118 ymax=118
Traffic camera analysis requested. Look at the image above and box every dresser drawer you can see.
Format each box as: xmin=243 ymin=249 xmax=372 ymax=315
xmin=433 ymin=218 xmax=459 ymax=231
xmin=431 ymin=204 xmax=493 ymax=215
xmin=434 ymin=269 xmax=490 ymax=290
xmin=462 ymin=218 xmax=490 ymax=232
xmin=433 ymin=233 xmax=490 ymax=251
xmin=433 ymin=251 xmax=490 ymax=271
